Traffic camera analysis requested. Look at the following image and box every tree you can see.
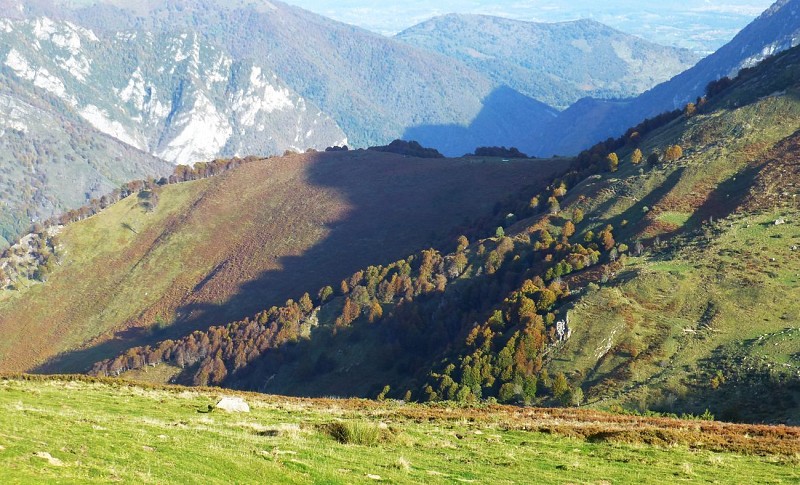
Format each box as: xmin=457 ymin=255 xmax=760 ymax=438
xmin=647 ymin=152 xmax=660 ymax=165
xmin=548 ymin=197 xmax=560 ymax=215
xmin=606 ymin=152 xmax=619 ymax=172
xmin=665 ymin=145 xmax=683 ymax=162
xmin=631 ymin=148 xmax=643 ymax=165
xmin=495 ymin=227 xmax=505 ymax=238
xmin=684 ymin=102 xmax=697 ymax=117
xmin=456 ymin=235 xmax=469 ymax=252
xmin=552 ymin=372 xmax=569 ymax=401
xmin=318 ymin=286 xmax=334 ymax=303
xmin=600 ymin=230 xmax=615 ymax=251
xmin=563 ymin=221 xmax=575 ymax=239
xmin=573 ymin=208 xmax=584 ymax=224
xmin=299 ymin=293 xmax=313 ymax=313
xmin=367 ymin=301 xmax=383 ymax=323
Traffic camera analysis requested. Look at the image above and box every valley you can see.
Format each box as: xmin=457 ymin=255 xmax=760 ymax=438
xmin=0 ymin=1 xmax=798 ymax=482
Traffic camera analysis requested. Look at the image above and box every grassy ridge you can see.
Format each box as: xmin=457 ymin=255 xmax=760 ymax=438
xmin=0 ymin=376 xmax=797 ymax=484
xmin=0 ymin=151 xmax=563 ymax=373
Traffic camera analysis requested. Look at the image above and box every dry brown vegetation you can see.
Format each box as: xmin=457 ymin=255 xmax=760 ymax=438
xmin=0 ymin=151 xmax=563 ymax=373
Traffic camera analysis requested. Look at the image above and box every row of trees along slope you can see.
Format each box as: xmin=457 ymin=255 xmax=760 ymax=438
xmin=94 ymin=46 xmax=800 ymax=424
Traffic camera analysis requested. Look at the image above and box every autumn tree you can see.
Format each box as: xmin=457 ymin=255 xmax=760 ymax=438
xmin=664 ymin=145 xmax=683 ymax=162
xmin=299 ymin=293 xmax=313 ymax=313
xmin=684 ymin=102 xmax=697 ymax=117
xmin=367 ymin=300 xmax=384 ymax=323
xmin=606 ymin=152 xmax=619 ymax=172
xmin=631 ymin=148 xmax=643 ymax=165
xmin=456 ymin=235 xmax=469 ymax=252
xmin=563 ymin=221 xmax=575 ymax=239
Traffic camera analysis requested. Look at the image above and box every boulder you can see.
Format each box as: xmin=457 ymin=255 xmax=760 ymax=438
xmin=216 ymin=397 xmax=250 ymax=413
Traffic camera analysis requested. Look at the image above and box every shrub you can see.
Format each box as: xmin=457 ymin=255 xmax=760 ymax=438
xmin=322 ymin=421 xmax=386 ymax=446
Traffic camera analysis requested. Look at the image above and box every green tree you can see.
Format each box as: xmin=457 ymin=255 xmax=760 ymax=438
xmin=573 ymin=208 xmax=584 ymax=224
xmin=318 ymin=286 xmax=334 ymax=303
xmin=552 ymin=372 xmax=569 ymax=401
xmin=495 ymin=227 xmax=505 ymax=238
xmin=647 ymin=152 xmax=660 ymax=165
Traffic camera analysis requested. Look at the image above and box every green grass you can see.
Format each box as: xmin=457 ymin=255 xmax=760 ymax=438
xmin=0 ymin=377 xmax=797 ymax=484
xmin=657 ymin=211 xmax=692 ymax=227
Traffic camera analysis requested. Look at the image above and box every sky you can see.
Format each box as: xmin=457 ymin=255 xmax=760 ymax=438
xmin=284 ymin=0 xmax=776 ymax=53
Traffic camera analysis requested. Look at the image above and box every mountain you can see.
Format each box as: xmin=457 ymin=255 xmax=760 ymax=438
xmin=90 ymin=44 xmax=800 ymax=424
xmin=0 ymin=64 xmax=172 ymax=247
xmin=534 ymin=0 xmax=800 ymax=156
xmin=0 ymin=149 xmax=564 ymax=373
xmin=396 ymin=15 xmax=699 ymax=110
xmin=0 ymin=15 xmax=348 ymax=165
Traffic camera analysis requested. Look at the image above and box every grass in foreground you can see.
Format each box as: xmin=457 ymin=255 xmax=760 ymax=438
xmin=0 ymin=376 xmax=797 ymax=484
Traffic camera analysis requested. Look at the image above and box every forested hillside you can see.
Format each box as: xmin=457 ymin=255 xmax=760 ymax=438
xmin=397 ymin=15 xmax=698 ymax=109
xmin=533 ymin=0 xmax=800 ymax=156
xmin=94 ymin=45 xmax=800 ymax=424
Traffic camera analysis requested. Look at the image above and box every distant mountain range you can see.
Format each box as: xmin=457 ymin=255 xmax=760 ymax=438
xmin=396 ymin=15 xmax=699 ymax=110
xmin=0 ymin=0 xmax=706 ymax=244
xmin=531 ymin=0 xmax=800 ymax=156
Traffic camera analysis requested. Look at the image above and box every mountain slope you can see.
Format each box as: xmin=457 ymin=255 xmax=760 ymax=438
xmin=0 ymin=150 xmax=564 ymax=373
xmin=535 ymin=0 xmax=800 ymax=156
xmin=0 ymin=16 xmax=347 ymax=165
xmin=0 ymin=67 xmax=172 ymax=246
xmin=396 ymin=15 xmax=699 ymax=110
xmin=1 ymin=376 xmax=797 ymax=484
xmin=96 ymin=45 xmax=800 ymax=424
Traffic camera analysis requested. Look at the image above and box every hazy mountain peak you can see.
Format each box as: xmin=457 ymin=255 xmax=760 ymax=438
xmin=396 ymin=13 xmax=699 ymax=109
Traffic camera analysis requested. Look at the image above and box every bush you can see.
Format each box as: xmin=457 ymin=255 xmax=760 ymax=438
xmin=322 ymin=421 xmax=386 ymax=446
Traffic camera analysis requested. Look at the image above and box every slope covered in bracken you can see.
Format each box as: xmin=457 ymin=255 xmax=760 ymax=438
xmin=0 ymin=150 xmax=564 ymax=373
xmin=97 ymin=45 xmax=800 ymax=424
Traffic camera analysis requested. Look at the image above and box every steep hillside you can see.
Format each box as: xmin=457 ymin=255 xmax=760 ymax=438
xmin=0 ymin=150 xmax=564 ymax=373
xmin=97 ymin=45 xmax=800 ymax=424
xmin=0 ymin=16 xmax=347 ymax=165
xmin=0 ymin=69 xmax=172 ymax=247
xmin=396 ymin=15 xmax=699 ymax=110
xmin=1 ymin=376 xmax=797 ymax=484
xmin=535 ymin=0 xmax=800 ymax=156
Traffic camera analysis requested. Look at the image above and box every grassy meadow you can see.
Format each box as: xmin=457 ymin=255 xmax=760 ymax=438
xmin=0 ymin=376 xmax=797 ymax=484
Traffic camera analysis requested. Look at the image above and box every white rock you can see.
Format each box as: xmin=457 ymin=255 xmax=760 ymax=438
xmin=216 ymin=397 xmax=250 ymax=413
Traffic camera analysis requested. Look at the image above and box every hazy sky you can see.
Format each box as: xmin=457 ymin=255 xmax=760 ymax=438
xmin=284 ymin=0 xmax=776 ymax=53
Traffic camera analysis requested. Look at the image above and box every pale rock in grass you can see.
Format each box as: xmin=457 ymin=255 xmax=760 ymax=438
xmin=33 ymin=451 xmax=63 ymax=466
xmin=216 ymin=397 xmax=250 ymax=413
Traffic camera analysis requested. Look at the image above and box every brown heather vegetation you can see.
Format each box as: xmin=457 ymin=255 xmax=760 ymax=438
xmin=0 ymin=150 xmax=565 ymax=373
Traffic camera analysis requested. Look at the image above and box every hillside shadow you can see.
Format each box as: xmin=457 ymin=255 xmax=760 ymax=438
xmin=403 ymin=86 xmax=558 ymax=157
xmin=34 ymin=151 xmax=566 ymax=374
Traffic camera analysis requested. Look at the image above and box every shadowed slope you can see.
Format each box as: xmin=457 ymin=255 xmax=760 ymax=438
xmin=0 ymin=150 xmax=564 ymax=373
